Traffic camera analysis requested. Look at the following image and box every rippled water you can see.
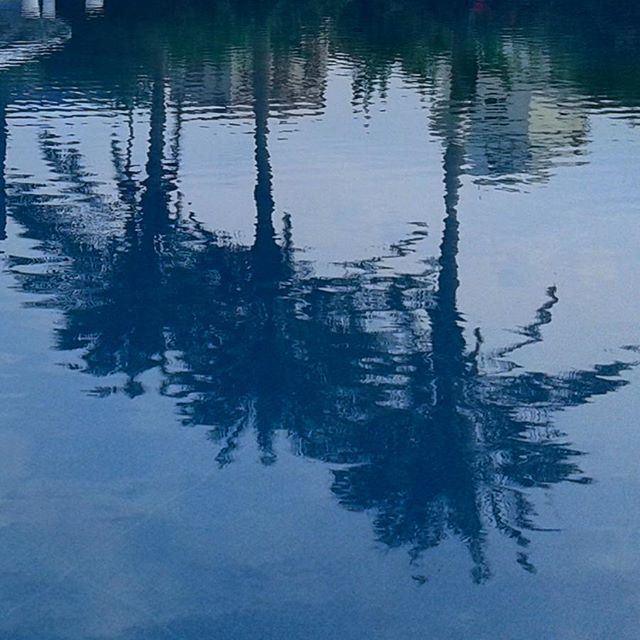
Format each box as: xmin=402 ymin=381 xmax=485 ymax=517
xmin=0 ymin=1 xmax=639 ymax=638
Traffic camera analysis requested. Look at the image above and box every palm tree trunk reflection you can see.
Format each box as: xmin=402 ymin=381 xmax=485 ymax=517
xmin=251 ymin=23 xmax=282 ymax=283
xmin=0 ymin=96 xmax=7 ymax=241
xmin=249 ymin=20 xmax=287 ymax=464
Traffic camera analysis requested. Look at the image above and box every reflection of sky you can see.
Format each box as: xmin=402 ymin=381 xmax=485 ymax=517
xmin=2 ymin=107 xmax=640 ymax=638
xmin=458 ymin=115 xmax=640 ymax=371
xmin=0 ymin=11 xmax=639 ymax=639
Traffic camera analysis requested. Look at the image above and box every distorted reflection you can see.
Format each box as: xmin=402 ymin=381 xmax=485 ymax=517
xmin=0 ymin=0 xmax=638 ymax=587
xmin=21 ymin=0 xmax=41 ymax=19
xmin=85 ymin=0 xmax=104 ymax=17
xmin=0 ymin=0 xmax=70 ymax=70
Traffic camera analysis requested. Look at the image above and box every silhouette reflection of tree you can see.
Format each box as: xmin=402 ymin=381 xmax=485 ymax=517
xmin=0 ymin=0 xmax=637 ymax=582
xmin=290 ymin=27 xmax=634 ymax=580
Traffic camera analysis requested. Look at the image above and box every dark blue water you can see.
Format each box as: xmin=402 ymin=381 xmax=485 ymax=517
xmin=0 ymin=1 xmax=639 ymax=638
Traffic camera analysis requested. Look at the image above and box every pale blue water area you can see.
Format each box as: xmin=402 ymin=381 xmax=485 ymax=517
xmin=0 ymin=1 xmax=639 ymax=638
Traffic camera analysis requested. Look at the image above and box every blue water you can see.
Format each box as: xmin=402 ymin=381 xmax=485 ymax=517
xmin=0 ymin=1 xmax=639 ymax=638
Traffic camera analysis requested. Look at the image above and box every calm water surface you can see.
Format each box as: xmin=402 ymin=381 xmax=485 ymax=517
xmin=0 ymin=1 xmax=639 ymax=638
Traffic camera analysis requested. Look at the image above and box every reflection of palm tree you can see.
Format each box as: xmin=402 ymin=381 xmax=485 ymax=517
xmin=324 ymin=32 xmax=634 ymax=580
xmin=325 ymin=125 xmax=628 ymax=574
xmin=308 ymin=31 xmax=633 ymax=580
